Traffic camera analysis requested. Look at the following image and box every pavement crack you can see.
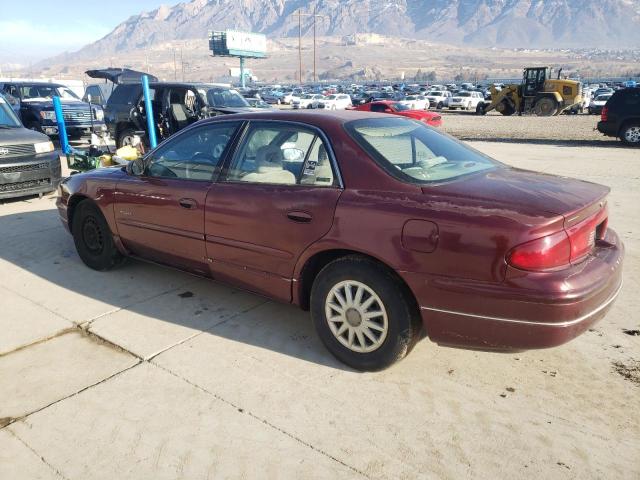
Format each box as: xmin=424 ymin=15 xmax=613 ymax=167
xmin=151 ymin=362 xmax=370 ymax=479
xmin=7 ymin=427 xmax=71 ymax=480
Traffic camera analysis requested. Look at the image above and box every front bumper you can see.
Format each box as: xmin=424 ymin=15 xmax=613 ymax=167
xmin=0 ymin=151 xmax=62 ymax=200
xmin=402 ymin=228 xmax=624 ymax=351
xmin=41 ymin=121 xmax=106 ymax=138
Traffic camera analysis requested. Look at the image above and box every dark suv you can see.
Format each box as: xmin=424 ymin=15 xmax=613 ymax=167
xmin=0 ymin=82 xmax=105 ymax=139
xmin=597 ymin=87 xmax=640 ymax=146
xmin=0 ymin=93 xmax=61 ymax=200
xmin=104 ymin=81 xmax=257 ymax=147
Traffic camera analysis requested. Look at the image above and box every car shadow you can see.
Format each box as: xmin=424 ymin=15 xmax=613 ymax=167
xmin=0 ymin=206 xmax=355 ymax=372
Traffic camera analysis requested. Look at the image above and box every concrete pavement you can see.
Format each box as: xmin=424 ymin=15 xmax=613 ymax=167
xmin=1 ymin=142 xmax=638 ymax=479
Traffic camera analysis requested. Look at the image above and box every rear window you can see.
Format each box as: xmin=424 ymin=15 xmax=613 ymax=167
xmin=345 ymin=117 xmax=498 ymax=184
xmin=107 ymin=84 xmax=141 ymax=106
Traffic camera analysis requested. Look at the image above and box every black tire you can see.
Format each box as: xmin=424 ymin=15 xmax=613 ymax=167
xmin=117 ymin=128 xmax=136 ymax=148
xmin=534 ymin=97 xmax=558 ymax=116
xmin=476 ymin=102 xmax=486 ymax=115
xmin=437 ymin=102 xmax=443 ymax=109
xmin=620 ymin=122 xmax=640 ymax=146
xmin=72 ymin=200 xmax=124 ymax=271
xmin=310 ymin=256 xmax=421 ymax=371
xmin=497 ymin=100 xmax=515 ymax=116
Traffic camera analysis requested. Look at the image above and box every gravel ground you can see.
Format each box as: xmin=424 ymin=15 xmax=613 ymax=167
xmin=439 ymin=111 xmax=618 ymax=145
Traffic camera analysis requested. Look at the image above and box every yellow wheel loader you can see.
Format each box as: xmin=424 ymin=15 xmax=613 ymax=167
xmin=481 ymin=67 xmax=582 ymax=116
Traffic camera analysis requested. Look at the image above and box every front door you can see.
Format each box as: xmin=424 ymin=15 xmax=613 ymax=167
xmin=204 ymin=121 xmax=342 ymax=302
xmin=114 ymin=122 xmax=240 ymax=275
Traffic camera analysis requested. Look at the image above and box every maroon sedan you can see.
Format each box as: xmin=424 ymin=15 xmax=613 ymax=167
xmin=57 ymin=111 xmax=624 ymax=371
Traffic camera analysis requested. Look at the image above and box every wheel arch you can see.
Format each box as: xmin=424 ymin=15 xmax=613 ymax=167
xmin=295 ymin=249 xmax=420 ymax=319
xmin=618 ymin=117 xmax=640 ymax=136
xmin=66 ymin=193 xmax=91 ymax=231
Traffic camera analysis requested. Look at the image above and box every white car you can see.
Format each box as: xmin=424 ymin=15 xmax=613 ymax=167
xmin=397 ymin=95 xmax=429 ymax=110
xmin=292 ymin=94 xmax=325 ymax=109
xmin=448 ymin=91 xmax=485 ymax=110
xmin=319 ymin=94 xmax=352 ymax=110
xmin=282 ymin=91 xmax=301 ymax=105
xmin=426 ymin=90 xmax=452 ymax=109
xmin=588 ymin=93 xmax=613 ymax=115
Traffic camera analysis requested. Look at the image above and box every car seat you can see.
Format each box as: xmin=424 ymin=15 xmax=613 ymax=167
xmin=169 ymin=92 xmax=191 ymax=130
xmin=242 ymin=144 xmax=296 ymax=184
xmin=313 ymin=143 xmax=334 ymax=185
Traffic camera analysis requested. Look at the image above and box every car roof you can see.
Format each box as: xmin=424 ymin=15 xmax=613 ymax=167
xmin=6 ymin=81 xmax=65 ymax=87
xmin=203 ymin=109 xmax=395 ymax=127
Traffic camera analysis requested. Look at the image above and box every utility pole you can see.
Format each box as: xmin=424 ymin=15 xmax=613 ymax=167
xmin=293 ymin=9 xmax=327 ymax=84
xmin=298 ymin=9 xmax=302 ymax=84
xmin=173 ymin=50 xmax=177 ymax=81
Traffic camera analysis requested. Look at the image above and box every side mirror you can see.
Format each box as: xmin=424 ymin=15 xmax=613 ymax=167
xmin=281 ymin=147 xmax=305 ymax=162
xmin=126 ymin=157 xmax=145 ymax=176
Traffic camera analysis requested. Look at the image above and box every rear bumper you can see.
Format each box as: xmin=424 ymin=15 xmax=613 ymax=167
xmin=0 ymin=152 xmax=62 ymax=200
xmin=402 ymin=228 xmax=624 ymax=351
xmin=597 ymin=121 xmax=618 ymax=137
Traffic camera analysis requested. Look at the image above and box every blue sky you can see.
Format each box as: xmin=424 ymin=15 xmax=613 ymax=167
xmin=0 ymin=0 xmax=177 ymax=66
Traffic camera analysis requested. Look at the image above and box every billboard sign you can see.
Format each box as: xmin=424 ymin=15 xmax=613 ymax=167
xmin=225 ymin=30 xmax=266 ymax=58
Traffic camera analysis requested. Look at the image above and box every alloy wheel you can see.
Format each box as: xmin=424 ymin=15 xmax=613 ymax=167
xmin=325 ymin=280 xmax=388 ymax=353
xmin=624 ymin=126 xmax=640 ymax=143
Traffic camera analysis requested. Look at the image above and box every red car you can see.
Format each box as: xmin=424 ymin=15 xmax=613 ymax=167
xmin=57 ymin=110 xmax=623 ymax=371
xmin=351 ymin=100 xmax=442 ymax=127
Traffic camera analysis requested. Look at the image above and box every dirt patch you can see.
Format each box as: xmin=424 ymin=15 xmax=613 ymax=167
xmin=612 ymin=360 xmax=640 ymax=386
xmin=0 ymin=417 xmax=15 ymax=428
xmin=622 ymin=329 xmax=640 ymax=336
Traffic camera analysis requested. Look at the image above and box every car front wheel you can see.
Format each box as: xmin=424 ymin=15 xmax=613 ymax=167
xmin=72 ymin=200 xmax=124 ymax=271
xmin=310 ymin=256 xmax=421 ymax=371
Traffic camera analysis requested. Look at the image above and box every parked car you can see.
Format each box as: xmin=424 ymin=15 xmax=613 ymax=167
xmin=282 ymin=91 xmax=301 ymax=105
xmin=588 ymin=94 xmax=613 ymax=115
xmin=597 ymin=87 xmax=640 ymax=146
xmin=0 ymin=81 xmax=106 ymax=139
xmin=260 ymin=90 xmax=285 ymax=105
xmin=397 ymin=95 xmax=429 ymax=110
xmin=56 ymin=110 xmax=623 ymax=370
xmin=426 ymin=90 xmax=452 ymax=109
xmin=102 ymin=80 xmax=257 ymax=147
xmin=0 ymin=92 xmax=61 ymax=200
xmin=351 ymin=101 xmax=441 ymax=127
xmin=318 ymin=94 xmax=352 ymax=110
xmin=448 ymin=91 xmax=485 ymax=111
xmin=245 ymin=98 xmax=274 ymax=109
xmin=292 ymin=94 xmax=325 ymax=109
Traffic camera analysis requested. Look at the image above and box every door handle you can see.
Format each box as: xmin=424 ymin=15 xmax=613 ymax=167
xmin=287 ymin=210 xmax=312 ymax=223
xmin=179 ymin=198 xmax=197 ymax=209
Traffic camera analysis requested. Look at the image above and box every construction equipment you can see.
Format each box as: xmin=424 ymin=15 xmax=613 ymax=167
xmin=482 ymin=67 xmax=582 ymax=116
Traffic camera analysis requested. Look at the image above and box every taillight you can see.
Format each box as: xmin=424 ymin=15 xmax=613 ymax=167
xmin=601 ymin=105 xmax=608 ymax=122
xmin=508 ymin=207 xmax=608 ymax=272
xmin=507 ymin=231 xmax=571 ymax=271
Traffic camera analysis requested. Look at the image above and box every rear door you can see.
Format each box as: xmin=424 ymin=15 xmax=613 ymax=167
xmin=204 ymin=121 xmax=343 ymax=302
xmin=114 ymin=121 xmax=240 ymax=275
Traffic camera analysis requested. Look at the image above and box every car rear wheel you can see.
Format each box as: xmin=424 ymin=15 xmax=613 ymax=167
xmin=310 ymin=256 xmax=421 ymax=371
xmin=72 ymin=200 xmax=123 ymax=271
xmin=620 ymin=123 xmax=640 ymax=146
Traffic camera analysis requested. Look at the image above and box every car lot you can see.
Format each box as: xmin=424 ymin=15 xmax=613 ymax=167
xmin=1 ymin=139 xmax=639 ymax=479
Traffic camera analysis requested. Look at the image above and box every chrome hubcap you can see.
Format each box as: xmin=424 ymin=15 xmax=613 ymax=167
xmin=624 ymin=126 xmax=640 ymax=143
xmin=325 ymin=280 xmax=388 ymax=353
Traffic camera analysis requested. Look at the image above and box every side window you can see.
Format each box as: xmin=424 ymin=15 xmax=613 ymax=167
xmin=371 ymin=103 xmax=387 ymax=113
xmin=226 ymin=123 xmax=335 ymax=187
xmin=146 ymin=122 xmax=238 ymax=181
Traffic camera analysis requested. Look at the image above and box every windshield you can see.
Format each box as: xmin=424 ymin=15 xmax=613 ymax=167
xmin=327 ymin=95 xmax=337 ymax=100
xmin=0 ymin=96 xmax=21 ymax=127
xmin=203 ymin=88 xmax=249 ymax=108
xmin=429 ymin=91 xmax=443 ymax=96
xmin=345 ymin=117 xmax=498 ymax=184
xmin=391 ymin=102 xmax=411 ymax=111
xmin=20 ymin=85 xmax=79 ymax=101
xmin=457 ymin=92 xmax=471 ymax=97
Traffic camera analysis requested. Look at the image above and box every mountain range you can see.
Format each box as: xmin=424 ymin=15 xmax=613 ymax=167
xmin=59 ymin=0 xmax=640 ymax=63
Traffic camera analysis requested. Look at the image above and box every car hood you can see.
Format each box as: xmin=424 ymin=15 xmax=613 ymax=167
xmin=0 ymin=126 xmax=50 ymax=145
xmin=21 ymin=99 xmax=86 ymax=109
xmin=85 ymin=68 xmax=158 ymax=84
xmin=427 ymin=166 xmax=609 ymax=219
